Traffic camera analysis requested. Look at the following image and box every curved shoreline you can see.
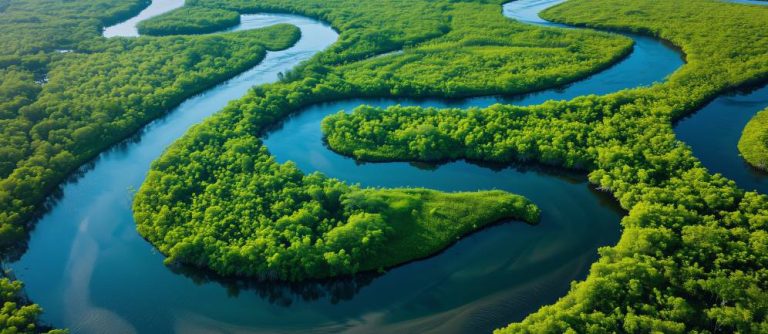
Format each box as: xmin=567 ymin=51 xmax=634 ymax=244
xmin=674 ymin=84 xmax=768 ymax=194
xmin=11 ymin=11 xmax=339 ymax=334
xmin=102 ymin=0 xmax=184 ymax=37
xmin=738 ymin=107 xmax=768 ymax=170
xmin=12 ymin=0 xmax=690 ymax=333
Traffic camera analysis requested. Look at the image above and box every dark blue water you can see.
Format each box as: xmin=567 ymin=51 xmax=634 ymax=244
xmin=11 ymin=12 xmax=343 ymax=334
xmin=675 ymin=85 xmax=768 ymax=193
xmin=9 ymin=0 xmax=694 ymax=333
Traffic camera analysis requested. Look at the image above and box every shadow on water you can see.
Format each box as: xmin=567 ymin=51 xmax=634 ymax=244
xmin=169 ymin=264 xmax=380 ymax=307
xmin=320 ymin=141 xmax=590 ymax=183
xmin=7 ymin=0 xmax=692 ymax=333
xmin=1 ymin=58 xmax=276 ymax=262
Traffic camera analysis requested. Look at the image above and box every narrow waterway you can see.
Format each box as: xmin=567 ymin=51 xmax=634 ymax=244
xmin=10 ymin=0 xmax=693 ymax=333
xmin=675 ymin=85 xmax=768 ymax=193
xmin=12 ymin=11 xmax=340 ymax=334
xmin=103 ymin=0 xmax=185 ymax=37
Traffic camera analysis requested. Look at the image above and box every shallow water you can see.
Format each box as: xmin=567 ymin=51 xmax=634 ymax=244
xmin=11 ymin=0 xmax=693 ymax=333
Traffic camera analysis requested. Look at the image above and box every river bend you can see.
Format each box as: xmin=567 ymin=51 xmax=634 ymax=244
xmin=10 ymin=0 xmax=695 ymax=333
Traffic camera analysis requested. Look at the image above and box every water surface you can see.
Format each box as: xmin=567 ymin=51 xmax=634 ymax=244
xmin=726 ymin=0 xmax=768 ymax=5
xmin=675 ymin=85 xmax=768 ymax=193
xmin=12 ymin=12 xmax=340 ymax=334
xmin=10 ymin=0 xmax=691 ymax=333
xmin=103 ymin=0 xmax=185 ymax=37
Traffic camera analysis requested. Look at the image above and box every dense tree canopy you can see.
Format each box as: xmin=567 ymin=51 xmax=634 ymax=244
xmin=0 ymin=0 xmax=626 ymax=258
xmin=137 ymin=7 xmax=242 ymax=35
xmin=135 ymin=139 xmax=539 ymax=279
xmin=0 ymin=0 xmax=148 ymax=58
xmin=2 ymin=0 xmax=767 ymax=332
xmin=185 ymin=0 xmax=453 ymax=64
xmin=0 ymin=20 xmax=300 ymax=252
xmin=738 ymin=108 xmax=768 ymax=170
xmin=0 ymin=0 xmax=300 ymax=329
xmin=319 ymin=0 xmax=768 ymax=332
xmin=322 ymin=102 xmax=598 ymax=169
xmin=332 ymin=2 xmax=631 ymax=98
xmin=0 ymin=275 xmax=65 ymax=334
xmin=0 ymin=1 xmax=145 ymax=329
xmin=133 ymin=0 xmax=629 ymax=282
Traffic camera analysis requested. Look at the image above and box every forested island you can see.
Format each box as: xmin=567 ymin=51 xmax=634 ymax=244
xmin=323 ymin=0 xmax=768 ymax=332
xmin=1 ymin=0 xmax=767 ymax=333
xmin=137 ymin=7 xmax=242 ymax=35
xmin=131 ymin=0 xmax=630 ymax=281
xmin=739 ymin=108 xmax=768 ymax=170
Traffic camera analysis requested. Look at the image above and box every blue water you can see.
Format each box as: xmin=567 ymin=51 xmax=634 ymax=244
xmin=726 ymin=0 xmax=768 ymax=6
xmin=103 ymin=0 xmax=185 ymax=37
xmin=8 ymin=0 xmax=703 ymax=333
xmin=675 ymin=85 xmax=768 ymax=193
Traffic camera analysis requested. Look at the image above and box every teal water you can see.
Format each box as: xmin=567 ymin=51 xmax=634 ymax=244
xmin=9 ymin=0 xmax=696 ymax=333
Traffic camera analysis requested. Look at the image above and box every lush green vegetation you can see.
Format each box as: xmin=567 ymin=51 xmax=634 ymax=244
xmin=0 ymin=0 xmax=148 ymax=59
xmin=133 ymin=0 xmax=631 ymax=281
xmin=0 ymin=0 xmax=628 ymax=255
xmin=0 ymin=18 xmax=300 ymax=251
xmin=0 ymin=0 xmax=147 ymax=330
xmin=0 ymin=0 xmax=300 ymax=329
xmin=0 ymin=275 xmax=65 ymax=334
xmin=3 ymin=0 xmax=767 ymax=332
xmin=186 ymin=0 xmax=453 ymax=64
xmin=135 ymin=154 xmax=539 ymax=279
xmin=322 ymin=102 xmax=598 ymax=169
xmin=320 ymin=0 xmax=768 ymax=332
xmin=330 ymin=3 xmax=631 ymax=98
xmin=137 ymin=7 xmax=241 ymax=35
xmin=191 ymin=0 xmax=631 ymax=73
xmin=738 ymin=108 xmax=768 ymax=170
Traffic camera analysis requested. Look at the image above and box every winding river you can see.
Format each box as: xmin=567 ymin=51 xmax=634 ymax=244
xmin=14 ymin=0 xmax=766 ymax=333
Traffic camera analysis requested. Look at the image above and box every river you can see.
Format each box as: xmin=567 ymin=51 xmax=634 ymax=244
xmin=675 ymin=85 xmax=768 ymax=194
xmin=15 ymin=0 xmax=756 ymax=333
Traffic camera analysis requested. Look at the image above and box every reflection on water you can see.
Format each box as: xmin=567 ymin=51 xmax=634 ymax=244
xmin=170 ymin=264 xmax=379 ymax=307
xmin=10 ymin=0 xmax=691 ymax=333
